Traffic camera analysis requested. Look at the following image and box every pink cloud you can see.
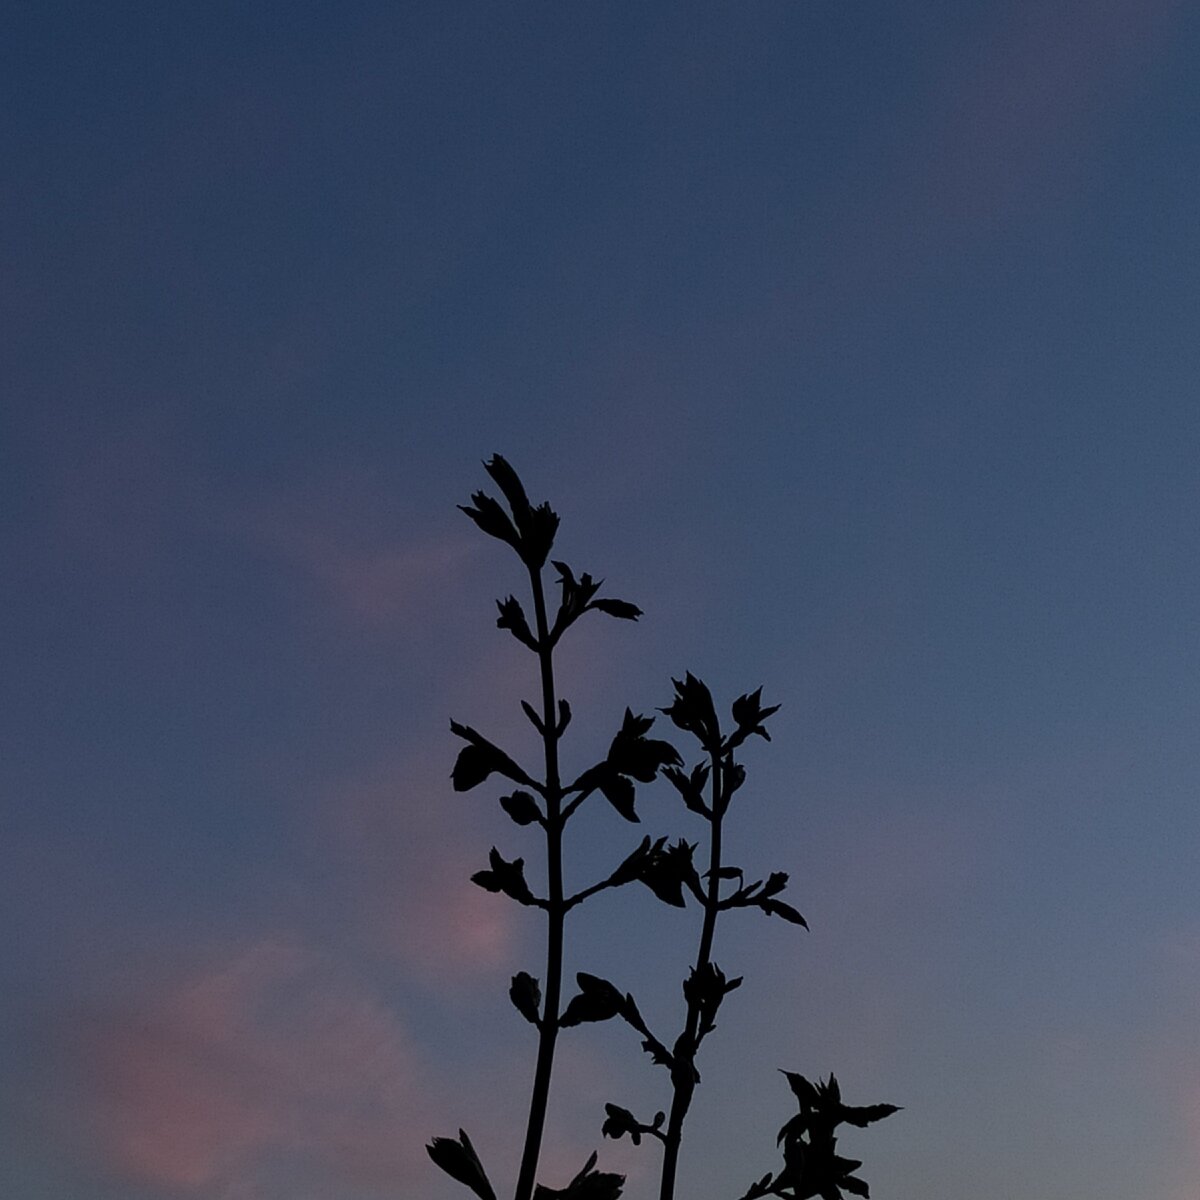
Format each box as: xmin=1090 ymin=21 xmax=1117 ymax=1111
xmin=234 ymin=492 xmax=477 ymax=631
xmin=76 ymin=939 xmax=438 ymax=1198
xmin=304 ymin=622 xmax=663 ymax=988
xmin=311 ymin=750 xmax=523 ymax=985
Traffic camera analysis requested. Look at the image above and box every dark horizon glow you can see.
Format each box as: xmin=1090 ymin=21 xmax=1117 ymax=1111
xmin=4 ymin=4 xmax=1200 ymax=1199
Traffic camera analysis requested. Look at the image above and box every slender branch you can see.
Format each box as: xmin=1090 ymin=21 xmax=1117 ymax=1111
xmin=563 ymin=877 xmax=616 ymax=913
xmin=560 ymin=783 xmax=597 ymax=823
xmin=513 ymin=563 xmax=564 ymax=1200
xmin=658 ymin=746 xmax=725 ymax=1200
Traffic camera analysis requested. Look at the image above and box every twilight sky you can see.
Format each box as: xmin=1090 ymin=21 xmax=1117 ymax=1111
xmin=4 ymin=3 xmax=1200 ymax=1199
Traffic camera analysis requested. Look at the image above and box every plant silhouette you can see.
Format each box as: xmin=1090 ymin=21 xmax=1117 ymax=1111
xmin=427 ymin=457 xmax=897 ymax=1200
xmin=592 ymin=674 xmax=809 ymax=1200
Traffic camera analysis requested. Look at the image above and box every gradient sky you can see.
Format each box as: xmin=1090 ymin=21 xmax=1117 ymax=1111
xmin=4 ymin=3 xmax=1200 ymax=1199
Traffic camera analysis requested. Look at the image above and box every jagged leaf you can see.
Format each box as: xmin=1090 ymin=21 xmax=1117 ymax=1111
xmin=496 ymin=595 xmax=538 ymax=650
xmin=482 ymin=455 xmax=559 ymax=568
xmin=426 ymin=1129 xmax=497 ymax=1200
xmin=533 ymin=1150 xmax=624 ymax=1200
xmin=636 ymin=838 xmax=699 ymax=907
xmin=781 ymin=1071 xmax=820 ymax=1107
xmin=471 ymin=847 xmax=538 ymax=905
xmin=607 ymin=709 xmax=682 ymax=783
xmin=728 ymin=686 xmax=781 ymax=749
xmin=549 ymin=560 xmax=603 ymax=640
xmin=762 ymin=870 xmax=788 ymax=897
xmin=640 ymin=1035 xmax=674 ymax=1069
xmin=660 ymin=672 xmax=721 ymax=750
xmin=459 ymin=492 xmax=520 ymax=552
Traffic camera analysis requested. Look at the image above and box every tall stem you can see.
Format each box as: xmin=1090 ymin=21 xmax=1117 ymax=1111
xmin=658 ymin=748 xmax=725 ymax=1200
xmin=513 ymin=566 xmax=563 ymax=1200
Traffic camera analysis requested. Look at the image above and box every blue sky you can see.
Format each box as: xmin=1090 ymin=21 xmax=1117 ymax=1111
xmin=4 ymin=3 xmax=1200 ymax=1198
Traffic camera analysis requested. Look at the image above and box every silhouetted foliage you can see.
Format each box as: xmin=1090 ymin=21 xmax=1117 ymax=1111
xmin=427 ymin=456 xmax=896 ymax=1200
xmin=735 ymin=1074 xmax=901 ymax=1200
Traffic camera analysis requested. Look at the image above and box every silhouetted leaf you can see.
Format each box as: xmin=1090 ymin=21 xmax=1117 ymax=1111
xmin=482 ymin=455 xmax=559 ymax=569
xmin=762 ymin=870 xmax=788 ymax=897
xmin=557 ymin=698 xmax=571 ymax=735
xmin=616 ymin=990 xmax=650 ymax=1037
xmin=839 ymin=1103 xmax=902 ymax=1128
xmin=660 ymin=673 xmax=721 ymax=751
xmin=533 ymin=1150 xmax=624 ymax=1200
xmin=727 ymin=686 xmax=781 ymax=750
xmin=782 ymin=1071 xmax=820 ymax=1107
xmin=597 ymin=770 xmax=638 ymax=822
xmin=607 ymin=708 xmax=682 ymax=783
xmin=496 ymin=595 xmax=538 ymax=650
xmin=522 ymin=501 xmax=560 ymax=570
xmin=758 ymin=897 xmax=809 ymax=928
xmin=606 ymin=835 xmax=653 ymax=886
xmin=736 ymin=1172 xmax=777 ymax=1200
xmin=601 ymin=1103 xmax=642 ymax=1145
xmin=589 ymin=597 xmax=643 ymax=621
xmin=639 ymin=1035 xmax=674 ymax=1070
xmin=471 ymin=847 xmax=539 ymax=906
xmin=522 ymin=699 xmax=546 ymax=735
xmin=461 ymin=458 xmax=558 ymax=569
xmin=510 ymin=971 xmax=541 ymax=1026
xmin=499 ymin=789 xmax=542 ymax=826
xmin=426 ymin=1129 xmax=497 ymax=1200
xmin=662 ymin=761 xmax=711 ymax=817
xmin=549 ymin=560 xmax=603 ymax=641
xmin=636 ymin=838 xmax=699 ymax=907
xmin=776 ymin=1110 xmax=808 ymax=1147
xmin=450 ymin=721 xmax=535 ymax=791
xmin=559 ymin=973 xmax=624 ymax=1027
xmin=773 ymin=1070 xmax=899 ymax=1199
xmin=613 ymin=990 xmax=673 ymax=1071
xmin=483 ymin=454 xmax=530 ymax=520
xmin=460 ymin=492 xmax=520 ymax=552
xmin=683 ymin=962 xmax=742 ymax=1039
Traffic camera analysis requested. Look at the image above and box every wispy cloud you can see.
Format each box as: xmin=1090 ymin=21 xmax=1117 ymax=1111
xmin=236 ymin=495 xmax=477 ymax=631
xmin=309 ymin=751 xmax=522 ymax=985
xmin=74 ymin=939 xmax=438 ymax=1198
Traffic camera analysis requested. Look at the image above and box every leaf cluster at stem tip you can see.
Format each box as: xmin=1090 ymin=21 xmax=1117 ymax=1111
xmin=660 ymin=672 xmax=781 ymax=757
xmin=459 ymin=454 xmax=559 ymax=571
